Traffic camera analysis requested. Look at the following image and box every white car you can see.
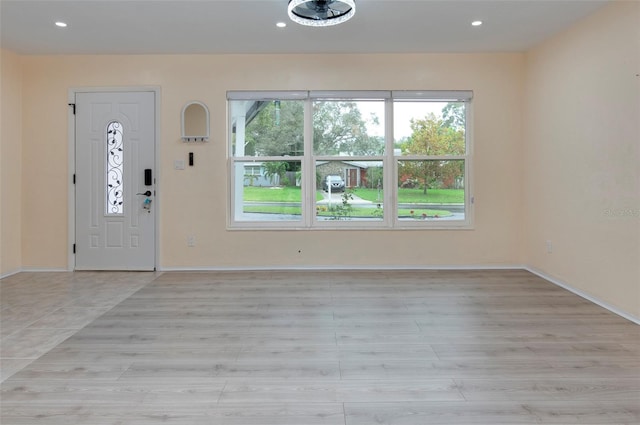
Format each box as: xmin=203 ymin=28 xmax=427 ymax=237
xmin=322 ymin=175 xmax=345 ymax=192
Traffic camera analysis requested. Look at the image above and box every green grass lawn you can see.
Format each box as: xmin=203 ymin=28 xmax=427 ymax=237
xmin=243 ymin=205 xmax=451 ymax=218
xmin=243 ymin=186 xmax=301 ymax=202
xmin=243 ymin=186 xmax=323 ymax=202
xmin=244 ymin=186 xmax=463 ymax=204
xmin=352 ymin=188 xmax=464 ymax=203
xmin=397 ymin=208 xmax=452 ymax=218
xmin=241 ymin=186 xmax=458 ymax=218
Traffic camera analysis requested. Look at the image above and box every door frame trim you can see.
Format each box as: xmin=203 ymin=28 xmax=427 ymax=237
xmin=67 ymin=86 xmax=161 ymax=271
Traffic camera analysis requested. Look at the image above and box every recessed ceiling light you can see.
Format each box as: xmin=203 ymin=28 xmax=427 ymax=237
xmin=55 ymin=21 xmax=68 ymax=28
xmin=471 ymin=20 xmax=483 ymax=27
xmin=276 ymin=22 xmax=287 ymax=28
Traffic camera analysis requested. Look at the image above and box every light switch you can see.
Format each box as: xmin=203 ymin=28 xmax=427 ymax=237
xmin=174 ymin=159 xmax=185 ymax=170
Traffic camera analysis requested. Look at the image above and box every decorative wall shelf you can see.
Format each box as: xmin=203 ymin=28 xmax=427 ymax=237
xmin=181 ymin=101 xmax=209 ymax=142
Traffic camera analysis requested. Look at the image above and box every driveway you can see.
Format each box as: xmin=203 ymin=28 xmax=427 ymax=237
xmin=317 ymin=190 xmax=373 ymax=205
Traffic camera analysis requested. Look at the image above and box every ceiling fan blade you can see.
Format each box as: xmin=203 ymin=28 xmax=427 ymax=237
xmin=288 ymin=0 xmax=355 ymax=25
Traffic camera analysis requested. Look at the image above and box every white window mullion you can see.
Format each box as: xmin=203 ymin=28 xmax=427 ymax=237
xmin=465 ymin=101 xmax=474 ymax=227
xmin=313 ymin=155 xmax=384 ymax=162
xmin=233 ymin=104 xmax=247 ymax=222
xmin=392 ymin=90 xmax=473 ymax=101
xmin=310 ymin=90 xmax=391 ymax=100
xmin=304 ymin=98 xmax=314 ymax=228
xmin=398 ymin=155 xmax=467 ymax=161
xmin=235 ymin=156 xmax=304 ymax=162
xmin=227 ymin=91 xmax=307 ymax=101
xmin=385 ymin=98 xmax=394 ymax=228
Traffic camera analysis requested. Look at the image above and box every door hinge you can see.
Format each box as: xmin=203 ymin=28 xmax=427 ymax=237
xmin=68 ymin=103 xmax=76 ymax=115
xmin=73 ymin=174 xmax=76 ymax=184
xmin=73 ymin=244 xmax=76 ymax=254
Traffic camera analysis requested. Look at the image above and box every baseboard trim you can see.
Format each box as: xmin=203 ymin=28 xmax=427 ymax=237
xmin=0 ymin=268 xmax=22 ymax=279
xmin=158 ymin=264 xmax=524 ymax=272
xmin=20 ymin=267 xmax=69 ymax=273
xmin=525 ymin=266 xmax=639 ymax=325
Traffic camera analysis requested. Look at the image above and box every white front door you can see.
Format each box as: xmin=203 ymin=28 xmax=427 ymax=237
xmin=75 ymin=91 xmax=156 ymax=270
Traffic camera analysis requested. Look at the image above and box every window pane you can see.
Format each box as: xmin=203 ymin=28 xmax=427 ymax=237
xmin=233 ymin=160 xmax=303 ymax=222
xmin=313 ymin=100 xmax=385 ymax=156
xmin=106 ymin=121 xmax=124 ymax=215
xmin=316 ymin=160 xmax=384 ymax=221
xmin=394 ymin=101 xmax=466 ymax=156
xmin=230 ymin=100 xmax=304 ymax=157
xmin=397 ymin=160 xmax=465 ymax=221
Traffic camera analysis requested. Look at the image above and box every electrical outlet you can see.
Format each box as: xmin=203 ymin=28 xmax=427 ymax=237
xmin=187 ymin=236 xmax=196 ymax=247
xmin=546 ymin=240 xmax=553 ymax=254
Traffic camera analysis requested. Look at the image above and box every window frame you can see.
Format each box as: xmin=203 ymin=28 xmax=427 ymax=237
xmin=227 ymin=90 xmax=473 ymax=230
xmin=391 ymin=94 xmax=473 ymax=229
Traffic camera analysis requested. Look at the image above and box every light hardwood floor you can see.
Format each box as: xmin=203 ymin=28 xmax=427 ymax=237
xmin=1 ymin=269 xmax=638 ymax=424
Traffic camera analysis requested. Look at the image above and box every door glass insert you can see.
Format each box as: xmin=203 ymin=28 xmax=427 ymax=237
xmin=106 ymin=121 xmax=124 ymax=215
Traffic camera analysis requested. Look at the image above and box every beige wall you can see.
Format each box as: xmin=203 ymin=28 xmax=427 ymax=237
xmin=0 ymin=49 xmax=22 ymax=276
xmin=18 ymin=53 xmax=524 ymax=270
xmin=523 ymin=1 xmax=640 ymax=318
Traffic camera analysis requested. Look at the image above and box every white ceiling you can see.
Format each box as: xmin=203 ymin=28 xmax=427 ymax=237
xmin=1 ymin=0 xmax=610 ymax=55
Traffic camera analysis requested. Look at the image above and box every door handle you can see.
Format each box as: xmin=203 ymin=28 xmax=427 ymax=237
xmin=136 ymin=190 xmax=152 ymax=197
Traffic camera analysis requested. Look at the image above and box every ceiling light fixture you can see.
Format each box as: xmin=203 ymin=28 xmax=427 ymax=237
xmin=276 ymin=22 xmax=287 ymax=28
xmin=471 ymin=20 xmax=483 ymax=26
xmin=288 ymin=0 xmax=356 ymax=27
xmin=55 ymin=21 xmax=68 ymax=28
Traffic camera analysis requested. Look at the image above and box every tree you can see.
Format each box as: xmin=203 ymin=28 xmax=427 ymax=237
xmin=263 ymin=161 xmax=289 ymax=186
xmin=366 ymin=166 xmax=384 ymax=190
xmin=313 ymin=101 xmax=383 ymax=155
xmin=442 ymin=102 xmax=466 ymax=131
xmin=399 ymin=112 xmax=465 ymax=195
xmin=245 ymin=101 xmax=304 ymax=157
xmin=244 ymin=100 xmax=383 ymax=157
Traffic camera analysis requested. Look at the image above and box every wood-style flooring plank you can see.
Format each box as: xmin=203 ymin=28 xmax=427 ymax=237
xmin=343 ymin=401 xmax=540 ymax=424
xmin=454 ymin=377 xmax=640 ymax=401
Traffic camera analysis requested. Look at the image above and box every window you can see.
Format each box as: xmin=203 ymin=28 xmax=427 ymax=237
xmin=393 ymin=97 xmax=469 ymax=225
xmin=106 ymin=121 xmax=124 ymax=215
xmin=228 ymin=91 xmax=472 ymax=229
